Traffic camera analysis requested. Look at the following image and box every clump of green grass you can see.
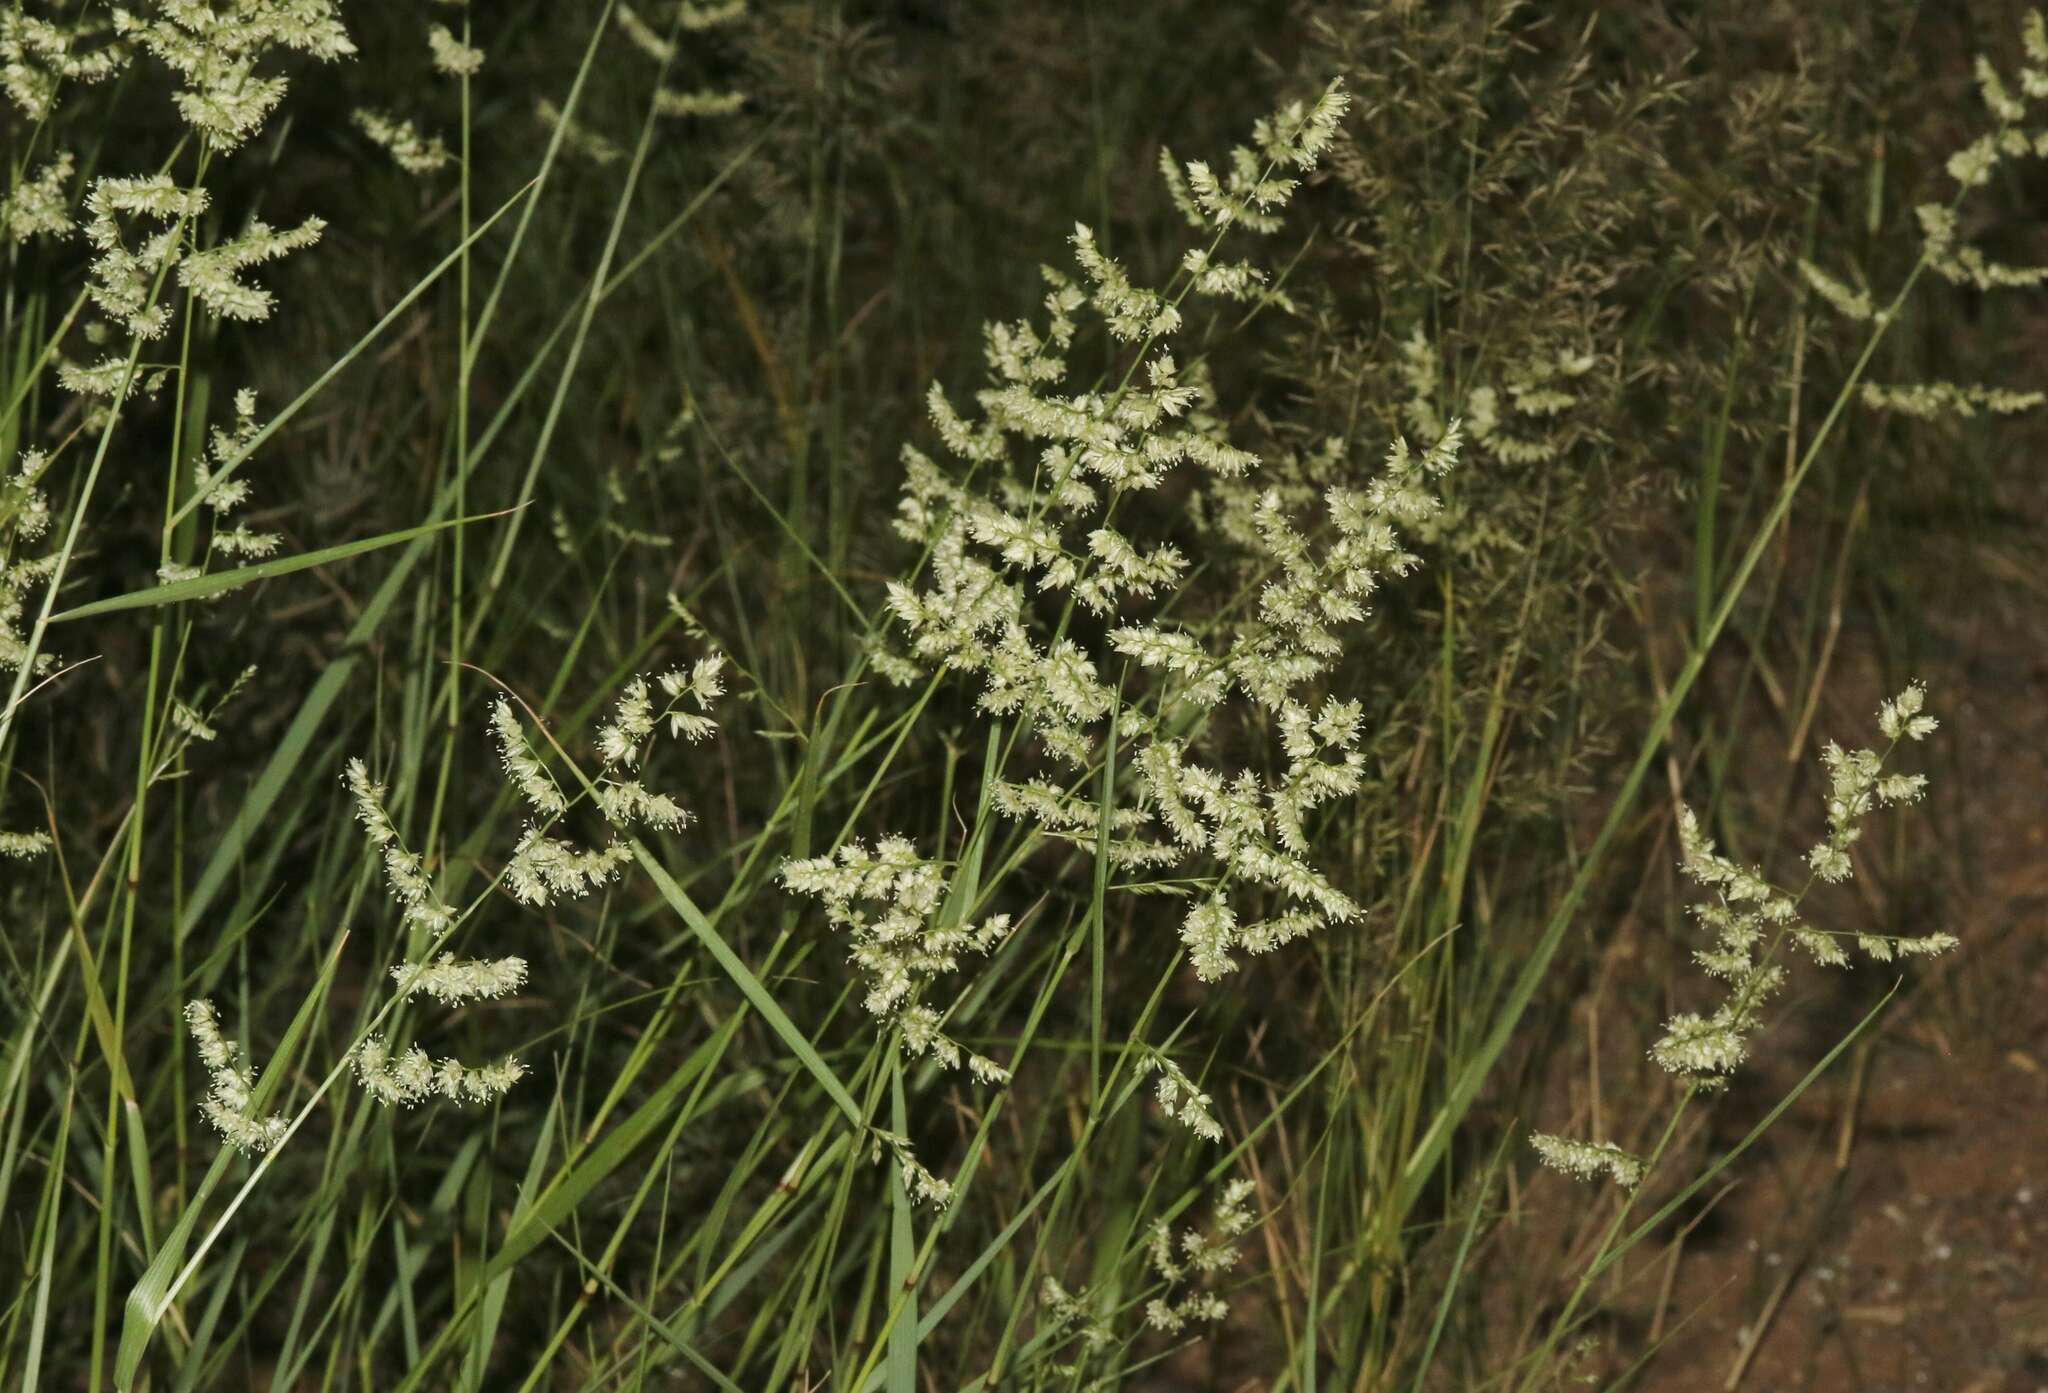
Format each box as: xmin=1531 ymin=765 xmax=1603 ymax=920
xmin=1 ymin=2 xmax=2041 ymax=1390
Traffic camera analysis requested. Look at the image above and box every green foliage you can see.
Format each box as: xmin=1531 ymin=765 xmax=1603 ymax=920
xmin=0 ymin=2 xmax=2037 ymax=1389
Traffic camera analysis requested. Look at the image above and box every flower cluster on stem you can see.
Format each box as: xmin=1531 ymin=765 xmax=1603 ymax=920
xmin=1533 ymin=686 xmax=1949 ymax=1187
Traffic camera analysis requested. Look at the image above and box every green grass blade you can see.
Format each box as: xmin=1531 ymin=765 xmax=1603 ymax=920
xmin=50 ymin=511 xmax=512 ymax=623
xmin=629 ymin=837 xmax=864 ymax=1128
xmin=886 ymin=1060 xmax=919 ymax=1393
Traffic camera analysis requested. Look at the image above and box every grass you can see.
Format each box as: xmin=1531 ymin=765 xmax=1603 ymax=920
xmin=1 ymin=2 xmax=2040 ymax=1390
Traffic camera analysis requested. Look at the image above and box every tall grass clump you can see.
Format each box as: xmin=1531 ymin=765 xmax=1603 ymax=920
xmin=1 ymin=2 xmax=2041 ymax=1389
